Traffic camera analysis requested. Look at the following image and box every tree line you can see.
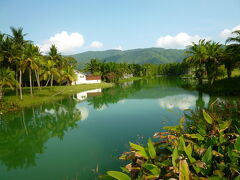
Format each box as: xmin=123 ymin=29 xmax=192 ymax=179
xmin=84 ymin=59 xmax=188 ymax=82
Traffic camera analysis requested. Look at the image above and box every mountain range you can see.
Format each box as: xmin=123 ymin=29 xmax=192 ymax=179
xmin=70 ymin=48 xmax=187 ymax=68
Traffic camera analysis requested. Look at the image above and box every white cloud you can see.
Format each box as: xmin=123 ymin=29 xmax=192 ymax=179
xmin=90 ymin=41 xmax=103 ymax=48
xmin=155 ymin=32 xmax=205 ymax=49
xmin=38 ymin=31 xmax=84 ymax=54
xmin=220 ymin=25 xmax=240 ymax=39
xmin=114 ymin=45 xmax=123 ymax=50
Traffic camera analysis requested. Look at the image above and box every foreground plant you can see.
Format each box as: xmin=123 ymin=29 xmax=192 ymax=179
xmin=103 ymin=101 xmax=240 ymax=179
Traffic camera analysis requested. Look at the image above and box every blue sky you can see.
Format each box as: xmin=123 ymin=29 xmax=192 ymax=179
xmin=0 ymin=0 xmax=240 ymax=54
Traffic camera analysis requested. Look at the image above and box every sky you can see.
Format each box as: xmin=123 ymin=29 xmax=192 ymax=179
xmin=0 ymin=0 xmax=240 ymax=55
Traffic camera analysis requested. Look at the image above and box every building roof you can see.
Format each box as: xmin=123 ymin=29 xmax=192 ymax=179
xmin=86 ymin=75 xmax=101 ymax=80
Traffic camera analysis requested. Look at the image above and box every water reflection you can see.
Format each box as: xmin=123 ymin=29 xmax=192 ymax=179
xmin=0 ymin=78 xmax=215 ymax=177
xmin=74 ymin=89 xmax=102 ymax=101
xmin=0 ymin=97 xmax=81 ymax=170
xmin=158 ymin=93 xmax=209 ymax=110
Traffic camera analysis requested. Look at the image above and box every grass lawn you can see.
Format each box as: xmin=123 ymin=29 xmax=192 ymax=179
xmin=118 ymin=77 xmax=142 ymax=83
xmin=0 ymin=82 xmax=113 ymax=113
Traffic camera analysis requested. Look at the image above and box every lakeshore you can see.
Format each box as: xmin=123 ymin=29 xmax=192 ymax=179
xmin=0 ymin=83 xmax=113 ymax=114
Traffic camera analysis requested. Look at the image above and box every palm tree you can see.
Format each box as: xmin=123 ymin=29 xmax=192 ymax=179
xmin=0 ymin=68 xmax=18 ymax=100
xmin=223 ymin=46 xmax=237 ymax=78
xmin=59 ymin=66 xmax=77 ymax=86
xmin=23 ymin=44 xmax=41 ymax=95
xmin=225 ymin=30 xmax=240 ymax=78
xmin=226 ymin=30 xmax=240 ymax=44
xmin=48 ymin=44 xmax=61 ymax=66
xmin=185 ymin=39 xmax=208 ymax=85
xmin=10 ymin=27 xmax=29 ymax=99
xmin=41 ymin=60 xmax=59 ymax=87
xmin=204 ymin=41 xmax=223 ymax=84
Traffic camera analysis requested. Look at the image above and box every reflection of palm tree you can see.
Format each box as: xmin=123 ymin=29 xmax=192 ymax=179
xmin=196 ymin=91 xmax=205 ymax=108
xmin=0 ymin=96 xmax=81 ymax=170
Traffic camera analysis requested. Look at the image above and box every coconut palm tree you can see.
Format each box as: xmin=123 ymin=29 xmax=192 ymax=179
xmin=23 ymin=44 xmax=41 ymax=95
xmin=226 ymin=30 xmax=240 ymax=44
xmin=59 ymin=66 xmax=77 ymax=86
xmin=185 ymin=39 xmax=208 ymax=85
xmin=41 ymin=60 xmax=59 ymax=87
xmin=0 ymin=68 xmax=18 ymax=100
xmin=204 ymin=41 xmax=223 ymax=84
xmin=9 ymin=27 xmax=29 ymax=99
xmin=225 ymin=30 xmax=240 ymax=78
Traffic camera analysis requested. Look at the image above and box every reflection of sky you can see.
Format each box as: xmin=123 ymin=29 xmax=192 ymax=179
xmin=158 ymin=93 xmax=209 ymax=110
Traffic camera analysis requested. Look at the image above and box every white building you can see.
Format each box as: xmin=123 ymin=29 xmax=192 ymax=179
xmin=72 ymin=71 xmax=101 ymax=85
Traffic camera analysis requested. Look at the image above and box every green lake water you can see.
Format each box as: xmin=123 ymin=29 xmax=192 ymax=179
xmin=0 ymin=78 xmax=217 ymax=180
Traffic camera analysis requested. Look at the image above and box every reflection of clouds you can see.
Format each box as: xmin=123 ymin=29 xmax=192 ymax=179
xmin=118 ymin=100 xmax=125 ymax=104
xmin=159 ymin=94 xmax=209 ymax=110
xmin=45 ymin=107 xmax=68 ymax=115
xmin=76 ymin=106 xmax=89 ymax=121
xmin=96 ymin=104 xmax=107 ymax=111
xmin=45 ymin=109 xmax=55 ymax=114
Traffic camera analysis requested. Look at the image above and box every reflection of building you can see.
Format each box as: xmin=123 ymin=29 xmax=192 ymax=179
xmin=72 ymin=71 xmax=101 ymax=85
xmin=122 ymin=73 xmax=133 ymax=79
xmin=75 ymin=89 xmax=102 ymax=101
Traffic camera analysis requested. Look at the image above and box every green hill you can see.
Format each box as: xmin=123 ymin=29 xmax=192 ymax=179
xmin=70 ymin=48 xmax=186 ymax=68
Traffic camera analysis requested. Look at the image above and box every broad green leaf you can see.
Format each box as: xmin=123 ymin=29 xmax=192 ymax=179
xmin=172 ymin=147 xmax=178 ymax=167
xmin=107 ymin=171 xmax=131 ymax=180
xmin=179 ymin=159 xmax=190 ymax=180
xmin=142 ymin=163 xmax=160 ymax=176
xmin=219 ymin=120 xmax=231 ymax=133
xmin=203 ymin=110 xmax=213 ymax=124
xmin=202 ymin=146 xmax=212 ymax=163
xmin=179 ymin=116 xmax=185 ymax=130
xmin=179 ymin=136 xmax=186 ymax=151
xmin=164 ymin=125 xmax=181 ymax=133
xmin=235 ymin=136 xmax=240 ymax=151
xmin=120 ymin=167 xmax=130 ymax=173
xmin=129 ymin=142 xmax=144 ymax=151
xmin=129 ymin=142 xmax=148 ymax=159
xmin=185 ymin=133 xmax=205 ymax=141
xmin=147 ymin=138 xmax=156 ymax=159
xmin=184 ymin=144 xmax=196 ymax=163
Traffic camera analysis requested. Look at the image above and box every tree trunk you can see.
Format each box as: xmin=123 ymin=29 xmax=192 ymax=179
xmin=0 ymin=86 xmax=3 ymax=101
xmin=29 ymin=69 xmax=33 ymax=96
xmin=22 ymin=110 xmax=28 ymax=135
xmin=227 ymin=68 xmax=232 ymax=79
xmin=34 ymin=70 xmax=41 ymax=90
xmin=50 ymin=74 xmax=53 ymax=87
xmin=19 ymin=68 xmax=23 ymax=100
xmin=15 ymin=65 xmax=19 ymax=96
xmin=45 ymin=78 xmax=50 ymax=87
xmin=198 ymin=78 xmax=202 ymax=85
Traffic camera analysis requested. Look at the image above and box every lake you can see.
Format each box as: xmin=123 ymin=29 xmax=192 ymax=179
xmin=0 ymin=78 xmax=214 ymax=180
